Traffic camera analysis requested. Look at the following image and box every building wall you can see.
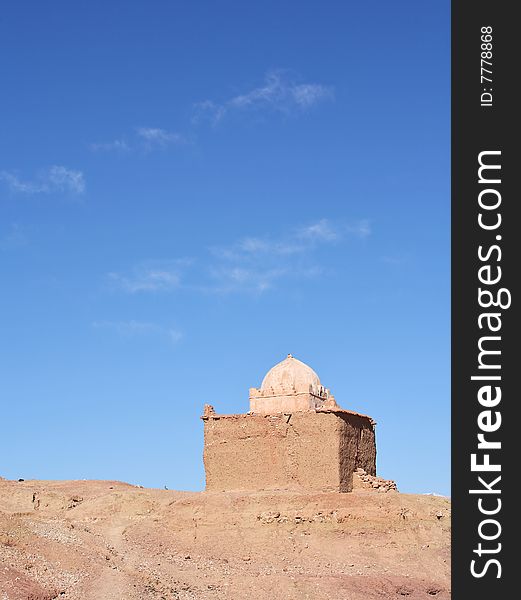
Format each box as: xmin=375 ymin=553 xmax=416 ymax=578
xmin=337 ymin=413 xmax=377 ymax=492
xmin=202 ymin=411 xmax=376 ymax=492
xmin=249 ymin=392 xmax=317 ymax=415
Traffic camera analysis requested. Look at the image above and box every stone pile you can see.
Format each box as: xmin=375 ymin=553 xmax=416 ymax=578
xmin=354 ymin=468 xmax=398 ymax=493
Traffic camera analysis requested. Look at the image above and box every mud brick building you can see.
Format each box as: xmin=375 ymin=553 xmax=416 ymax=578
xmin=202 ymin=355 xmax=376 ymax=493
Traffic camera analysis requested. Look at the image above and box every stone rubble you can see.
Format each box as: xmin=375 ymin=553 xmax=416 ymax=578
xmin=354 ymin=468 xmax=398 ymax=493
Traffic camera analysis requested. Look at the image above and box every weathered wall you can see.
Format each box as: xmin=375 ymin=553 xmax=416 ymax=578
xmin=337 ymin=413 xmax=377 ymax=492
xmin=355 ymin=418 xmax=377 ymax=475
xmin=202 ymin=411 xmax=376 ymax=493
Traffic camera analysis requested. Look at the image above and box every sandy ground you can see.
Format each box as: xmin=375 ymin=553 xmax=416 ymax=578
xmin=0 ymin=478 xmax=450 ymax=599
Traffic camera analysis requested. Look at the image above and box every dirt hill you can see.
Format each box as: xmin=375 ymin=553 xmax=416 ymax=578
xmin=0 ymin=478 xmax=450 ymax=599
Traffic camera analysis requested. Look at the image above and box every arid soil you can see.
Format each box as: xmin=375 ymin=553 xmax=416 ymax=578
xmin=0 ymin=478 xmax=450 ymax=600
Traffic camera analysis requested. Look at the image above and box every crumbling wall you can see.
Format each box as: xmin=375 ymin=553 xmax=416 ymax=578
xmin=355 ymin=419 xmax=377 ymax=476
xmin=202 ymin=410 xmax=376 ymax=493
xmin=337 ymin=416 xmax=361 ymax=492
xmin=336 ymin=413 xmax=376 ymax=492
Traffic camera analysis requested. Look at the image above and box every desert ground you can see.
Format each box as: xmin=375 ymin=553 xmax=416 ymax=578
xmin=0 ymin=477 xmax=450 ymax=600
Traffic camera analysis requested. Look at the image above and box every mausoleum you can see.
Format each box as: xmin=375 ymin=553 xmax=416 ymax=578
xmin=202 ymin=354 xmax=377 ymax=493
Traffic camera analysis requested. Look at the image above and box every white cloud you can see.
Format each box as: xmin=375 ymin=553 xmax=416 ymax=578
xmin=0 ymin=172 xmax=41 ymax=193
xmin=90 ymin=128 xmax=185 ymax=153
xmin=0 ymin=166 xmax=85 ymax=195
xmin=205 ymin=218 xmax=370 ymax=293
xmin=136 ymin=127 xmax=184 ymax=146
xmin=292 ymin=83 xmax=333 ymax=108
xmin=192 ymin=100 xmax=226 ymax=126
xmin=108 ymin=259 xmax=191 ymax=293
xmin=237 ymin=237 xmax=302 ymax=257
xmin=297 ymin=218 xmax=338 ymax=242
xmin=208 ymin=265 xmax=287 ymax=294
xmin=109 ymin=269 xmax=181 ymax=293
xmin=346 ymin=219 xmax=371 ymax=238
xmin=90 ymin=139 xmax=130 ymax=152
xmin=381 ymin=253 xmax=409 ymax=266
xmin=46 ymin=166 xmax=85 ymax=194
xmin=109 ymin=218 xmax=369 ymax=296
xmin=194 ymin=70 xmax=333 ymax=125
xmin=213 ymin=219 xmax=340 ymax=260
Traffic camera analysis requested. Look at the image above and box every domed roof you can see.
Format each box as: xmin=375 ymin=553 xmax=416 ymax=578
xmin=260 ymin=354 xmax=321 ymax=394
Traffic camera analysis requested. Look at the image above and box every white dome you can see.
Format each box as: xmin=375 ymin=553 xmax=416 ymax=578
xmin=260 ymin=354 xmax=321 ymax=394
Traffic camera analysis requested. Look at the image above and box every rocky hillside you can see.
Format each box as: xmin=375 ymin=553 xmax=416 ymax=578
xmin=0 ymin=478 xmax=450 ymax=599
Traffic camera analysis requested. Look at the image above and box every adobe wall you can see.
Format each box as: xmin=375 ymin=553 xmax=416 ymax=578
xmin=202 ymin=410 xmax=376 ymax=493
xmin=336 ymin=412 xmax=376 ymax=492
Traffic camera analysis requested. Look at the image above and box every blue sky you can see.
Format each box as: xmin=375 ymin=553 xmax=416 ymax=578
xmin=0 ymin=2 xmax=450 ymax=495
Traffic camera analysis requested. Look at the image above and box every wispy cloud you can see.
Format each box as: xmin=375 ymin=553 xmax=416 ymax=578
xmin=46 ymin=166 xmax=85 ymax=194
xmin=90 ymin=127 xmax=185 ymax=153
xmin=211 ymin=219 xmax=342 ymax=263
xmin=92 ymin=320 xmax=182 ymax=344
xmin=136 ymin=127 xmax=184 ymax=148
xmin=89 ymin=70 xmax=331 ymax=152
xmin=107 ymin=259 xmax=191 ymax=293
xmin=208 ymin=265 xmax=288 ymax=293
xmin=297 ymin=218 xmax=339 ymax=242
xmin=216 ymin=236 xmax=302 ymax=260
xmin=89 ymin=139 xmax=130 ymax=153
xmin=381 ymin=253 xmax=409 ymax=266
xmin=212 ymin=218 xmax=366 ymax=260
xmin=193 ymin=70 xmax=334 ymax=125
xmin=0 ymin=166 xmax=85 ymax=195
xmin=207 ymin=219 xmax=341 ymax=292
xmin=346 ymin=219 xmax=371 ymax=238
xmin=109 ymin=218 xmax=368 ymax=296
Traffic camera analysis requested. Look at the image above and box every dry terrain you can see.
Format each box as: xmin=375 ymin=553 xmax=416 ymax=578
xmin=0 ymin=477 xmax=450 ymax=600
